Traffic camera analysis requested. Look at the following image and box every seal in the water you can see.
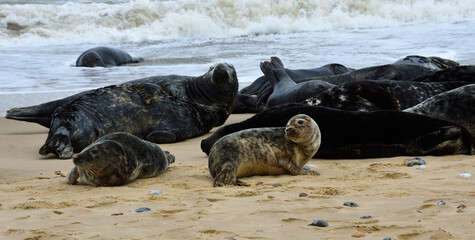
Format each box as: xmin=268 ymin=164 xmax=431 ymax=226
xmin=66 ymin=132 xmax=175 ymax=187
xmin=405 ymin=84 xmax=475 ymax=136
xmin=9 ymin=63 xmax=238 ymax=158
xmin=208 ymin=114 xmax=321 ymax=187
xmin=76 ymin=46 xmax=144 ymax=67
xmin=201 ymin=103 xmax=474 ymax=159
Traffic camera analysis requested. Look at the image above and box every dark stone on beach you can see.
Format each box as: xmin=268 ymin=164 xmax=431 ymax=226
xmin=343 ymin=201 xmax=359 ymax=207
xmin=383 ymin=238 xmax=392 ymax=240
xmin=309 ymin=219 xmax=328 ymax=227
xmin=272 ymin=183 xmax=282 ymax=187
xmin=417 ymin=210 xmax=422 ymax=213
xmin=438 ymin=200 xmax=446 ymax=205
xmin=111 ymin=213 xmax=123 ymax=216
xmin=404 ymin=157 xmax=426 ymax=167
xmin=360 ymin=215 xmax=372 ymax=219
xmin=299 ymin=193 xmax=309 ymax=197
xmin=135 ymin=207 xmax=151 ymax=213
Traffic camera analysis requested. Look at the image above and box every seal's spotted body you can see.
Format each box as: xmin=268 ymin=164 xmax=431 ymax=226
xmin=67 ymin=132 xmax=175 ymax=187
xmin=208 ymin=114 xmax=321 ymax=187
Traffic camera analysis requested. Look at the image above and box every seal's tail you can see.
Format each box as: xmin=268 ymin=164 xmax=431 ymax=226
xmin=164 ymin=151 xmax=175 ymax=164
xmin=6 ymin=105 xmax=52 ymax=128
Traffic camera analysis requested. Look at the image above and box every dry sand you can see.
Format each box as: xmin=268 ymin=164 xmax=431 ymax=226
xmin=0 ymin=115 xmax=474 ymax=240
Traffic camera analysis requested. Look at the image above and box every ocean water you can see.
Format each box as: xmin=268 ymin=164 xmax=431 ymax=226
xmin=1 ymin=0 xmax=474 ymax=116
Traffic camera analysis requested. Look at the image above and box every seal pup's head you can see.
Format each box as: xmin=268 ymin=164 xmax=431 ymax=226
xmin=285 ymin=114 xmax=321 ymax=149
xmin=73 ymin=140 xmax=130 ymax=186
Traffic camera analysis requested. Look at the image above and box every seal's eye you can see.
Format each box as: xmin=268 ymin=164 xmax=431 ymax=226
xmin=297 ymin=120 xmax=305 ymax=125
xmin=91 ymin=150 xmax=99 ymax=155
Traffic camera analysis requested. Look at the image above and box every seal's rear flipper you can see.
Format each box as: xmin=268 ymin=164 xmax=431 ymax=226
xmin=6 ymin=107 xmax=52 ymax=128
xmin=39 ymin=128 xmax=74 ymax=159
xmin=6 ymin=93 xmax=84 ymax=128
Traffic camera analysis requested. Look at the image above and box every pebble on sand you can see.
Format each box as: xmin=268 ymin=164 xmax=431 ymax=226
xmin=149 ymin=190 xmax=162 ymax=195
xmin=343 ymin=201 xmax=359 ymax=207
xmin=308 ymin=219 xmax=328 ymax=227
xmin=404 ymin=157 xmax=426 ymax=167
xmin=135 ymin=207 xmax=151 ymax=213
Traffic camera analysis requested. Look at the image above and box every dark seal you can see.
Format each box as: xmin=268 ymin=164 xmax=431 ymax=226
xmin=258 ymin=57 xmax=471 ymax=110
xmin=76 ymin=46 xmax=144 ymax=67
xmin=66 ymin=132 xmax=175 ymax=187
xmin=202 ymin=103 xmax=474 ymax=159
xmin=208 ymin=114 xmax=321 ymax=187
xmin=405 ymin=84 xmax=475 ymax=136
xmin=8 ymin=63 xmax=238 ymax=158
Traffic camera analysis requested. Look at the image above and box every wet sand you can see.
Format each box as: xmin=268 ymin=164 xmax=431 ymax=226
xmin=0 ymin=115 xmax=474 ymax=239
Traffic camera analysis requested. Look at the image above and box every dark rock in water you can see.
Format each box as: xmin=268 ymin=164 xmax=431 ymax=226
xmin=404 ymin=157 xmax=426 ymax=167
xmin=360 ymin=215 xmax=372 ymax=219
xmin=135 ymin=207 xmax=151 ymax=213
xmin=308 ymin=219 xmax=328 ymax=227
xmin=343 ymin=201 xmax=359 ymax=207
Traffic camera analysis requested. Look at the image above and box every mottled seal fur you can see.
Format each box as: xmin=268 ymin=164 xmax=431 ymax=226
xmin=259 ymin=57 xmax=470 ymax=110
xmin=202 ymin=103 xmax=474 ymax=159
xmin=305 ymin=79 xmax=472 ymax=111
xmin=208 ymin=114 xmax=321 ymax=187
xmin=405 ymin=84 xmax=475 ymax=136
xmin=394 ymin=55 xmax=459 ymax=70
xmin=76 ymin=46 xmax=143 ymax=67
xmin=66 ymin=132 xmax=175 ymax=187
xmin=10 ymin=63 xmax=238 ymax=158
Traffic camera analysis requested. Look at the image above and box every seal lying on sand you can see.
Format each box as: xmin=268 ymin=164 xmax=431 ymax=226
xmin=7 ymin=63 xmax=238 ymax=129
xmin=405 ymin=84 xmax=475 ymax=136
xmin=66 ymin=132 xmax=175 ymax=187
xmin=260 ymin=57 xmax=471 ymax=110
xmin=10 ymin=63 xmax=238 ymax=159
xmin=208 ymin=114 xmax=321 ymax=187
xmin=76 ymin=46 xmax=143 ymax=67
xmin=202 ymin=103 xmax=474 ymax=159
xmin=394 ymin=55 xmax=459 ymax=70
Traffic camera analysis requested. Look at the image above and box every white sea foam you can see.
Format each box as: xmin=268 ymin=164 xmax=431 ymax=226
xmin=1 ymin=0 xmax=474 ymax=47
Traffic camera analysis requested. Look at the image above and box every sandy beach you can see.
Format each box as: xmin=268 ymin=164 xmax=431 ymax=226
xmin=0 ymin=115 xmax=474 ymax=240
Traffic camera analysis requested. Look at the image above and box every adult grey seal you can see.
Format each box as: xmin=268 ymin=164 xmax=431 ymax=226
xmin=208 ymin=114 xmax=321 ymax=187
xmin=76 ymin=46 xmax=143 ymax=67
xmin=405 ymin=84 xmax=475 ymax=136
xmin=201 ymin=103 xmax=474 ymax=159
xmin=7 ymin=63 xmax=238 ymax=158
xmin=66 ymin=132 xmax=175 ymax=187
xmin=394 ymin=55 xmax=459 ymax=70
xmin=259 ymin=57 xmax=470 ymax=110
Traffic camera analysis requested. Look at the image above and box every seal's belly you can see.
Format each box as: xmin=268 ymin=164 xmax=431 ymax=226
xmin=236 ymin=160 xmax=288 ymax=177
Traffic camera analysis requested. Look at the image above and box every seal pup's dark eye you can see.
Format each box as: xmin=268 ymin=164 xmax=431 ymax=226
xmin=297 ymin=120 xmax=305 ymax=125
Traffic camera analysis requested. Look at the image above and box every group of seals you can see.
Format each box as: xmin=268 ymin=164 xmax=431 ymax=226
xmin=8 ymin=62 xmax=238 ymax=158
xmin=209 ymin=114 xmax=321 ymax=187
xmin=76 ymin=46 xmax=143 ymax=67
xmin=67 ymin=132 xmax=175 ymax=187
